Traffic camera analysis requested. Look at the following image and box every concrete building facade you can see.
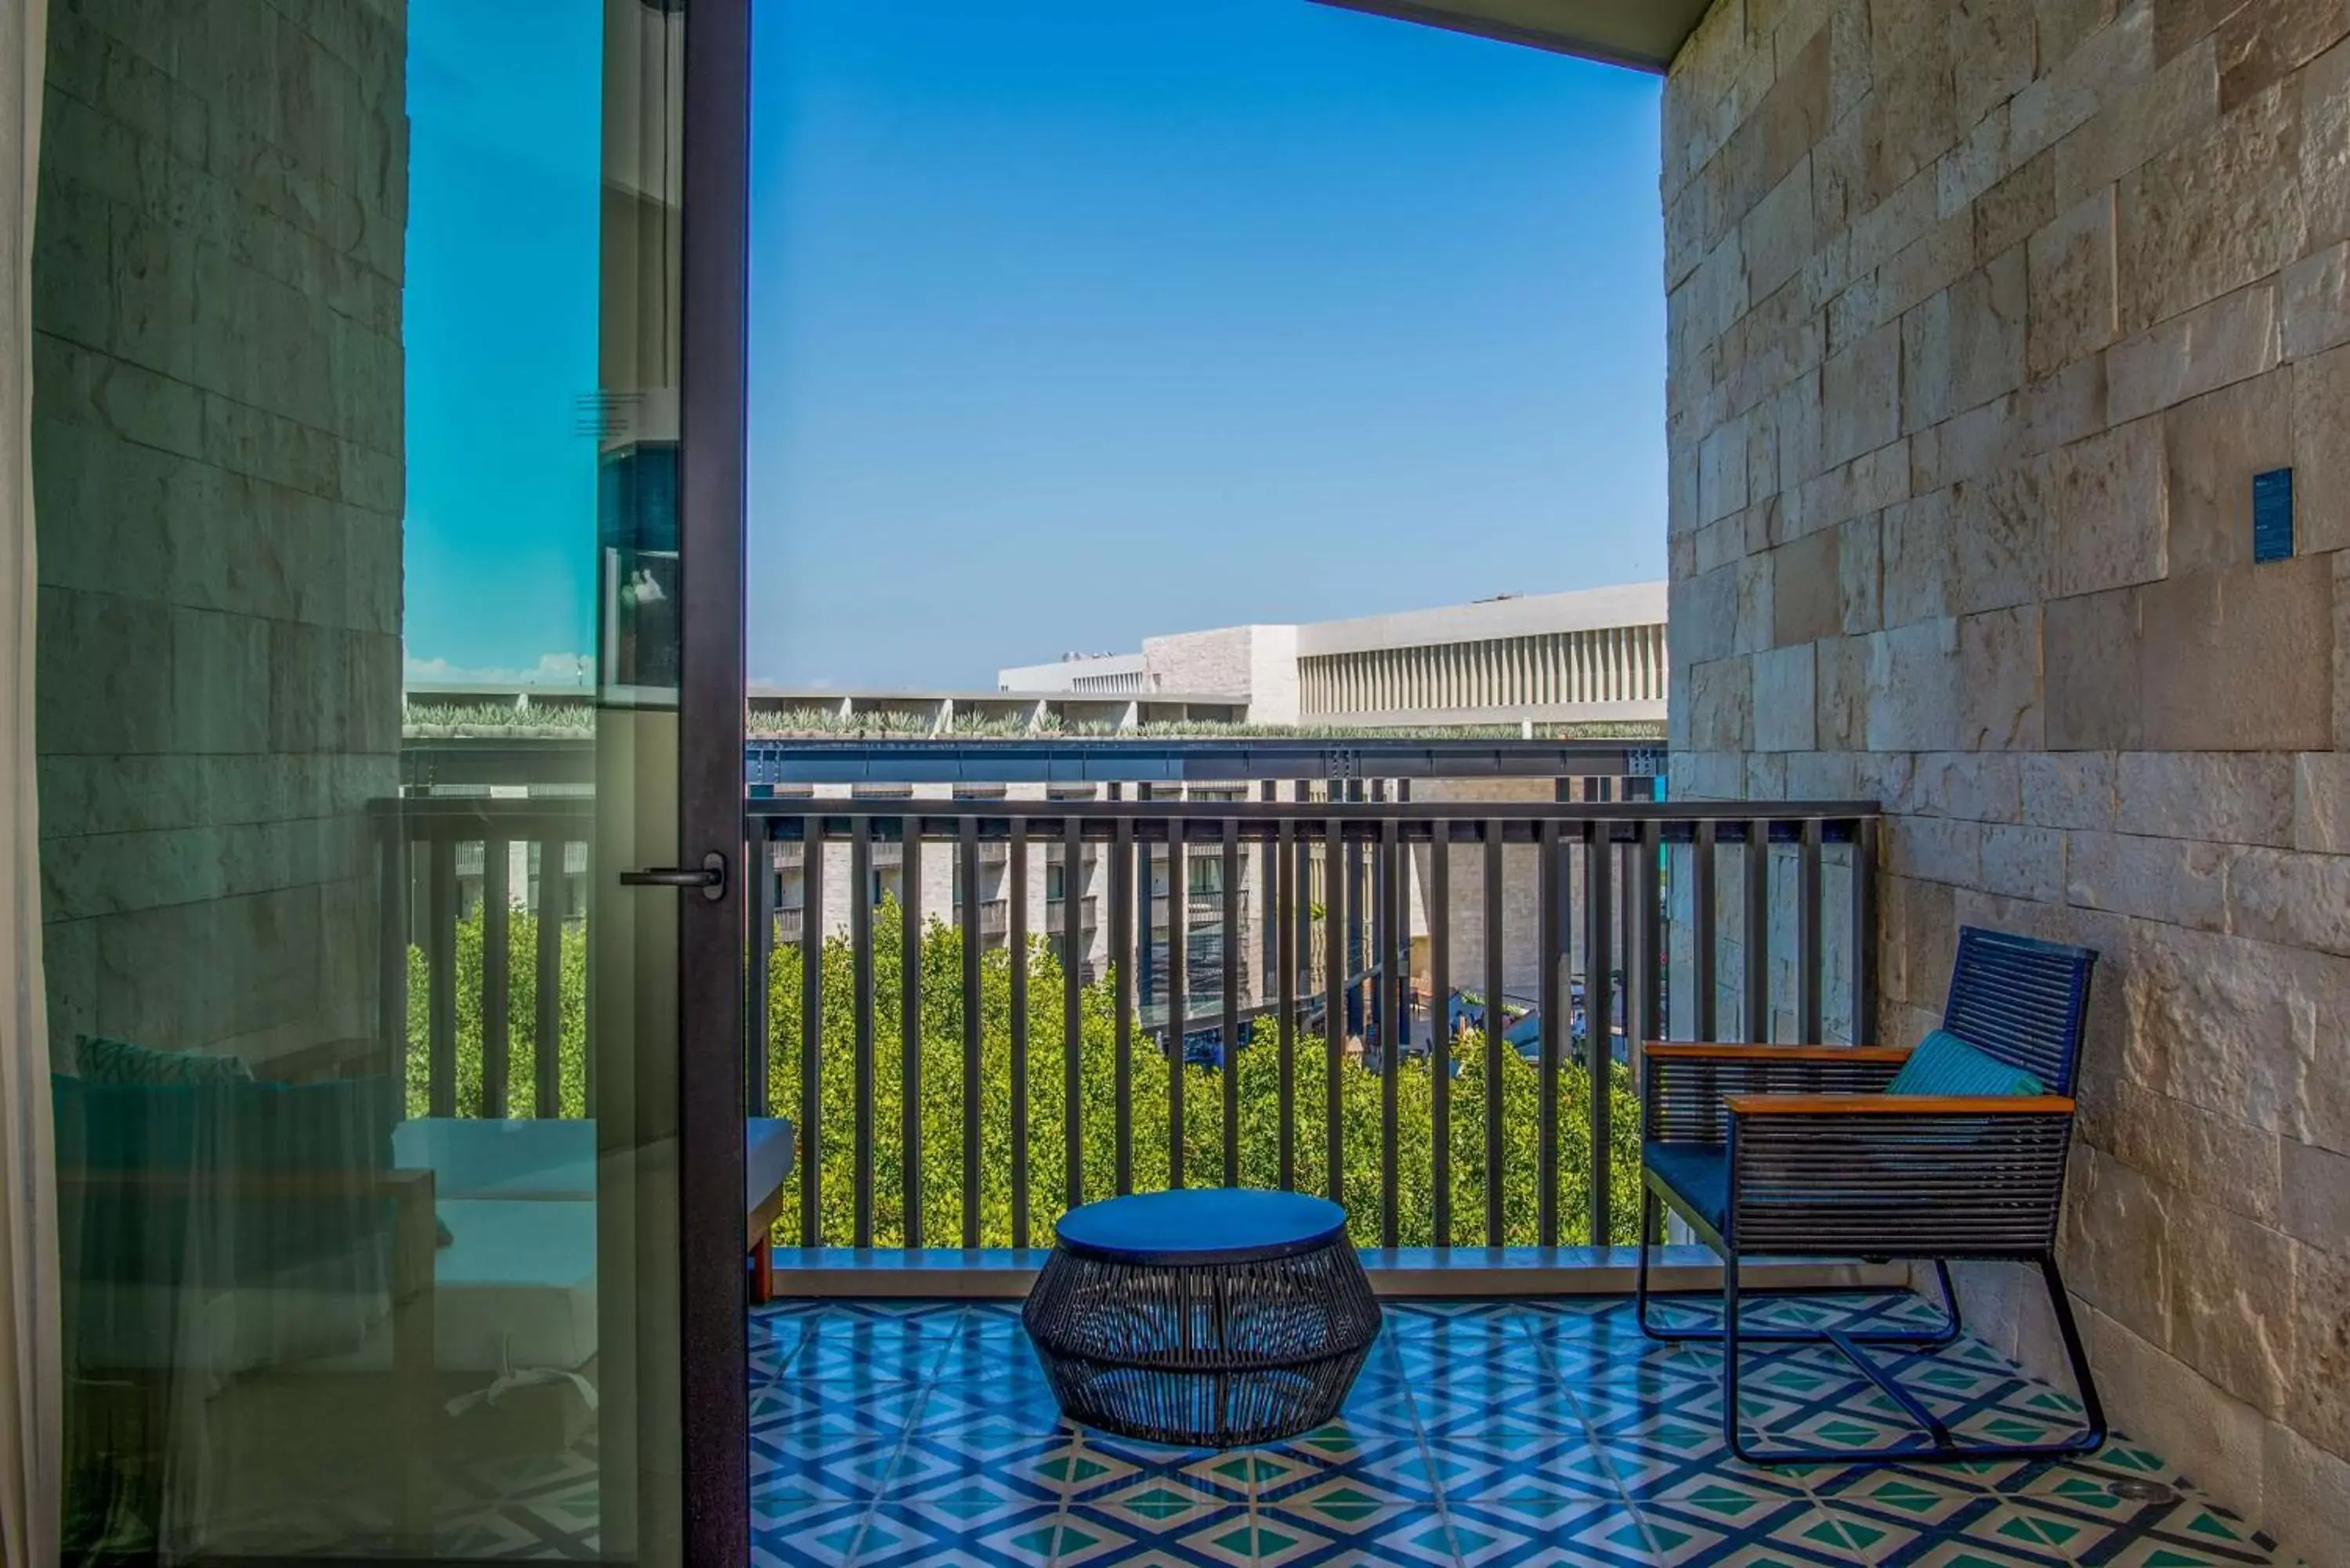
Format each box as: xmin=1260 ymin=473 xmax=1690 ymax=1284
xmin=1000 ymin=582 xmax=1670 ymax=730
xmin=744 ymin=584 xmax=1677 ymax=1023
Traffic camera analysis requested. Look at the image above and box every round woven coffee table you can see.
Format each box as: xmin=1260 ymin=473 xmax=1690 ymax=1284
xmin=1021 ymin=1189 xmax=1382 ymax=1447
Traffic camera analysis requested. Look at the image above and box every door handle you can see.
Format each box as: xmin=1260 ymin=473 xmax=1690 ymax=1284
xmin=620 ymin=851 xmax=727 ymax=902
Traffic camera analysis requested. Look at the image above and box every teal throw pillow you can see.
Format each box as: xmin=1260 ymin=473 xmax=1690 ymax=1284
xmin=1886 ymin=1029 xmax=2044 ymax=1097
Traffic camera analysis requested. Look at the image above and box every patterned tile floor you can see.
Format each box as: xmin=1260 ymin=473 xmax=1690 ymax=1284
xmin=750 ymin=1292 xmax=2298 ymax=1568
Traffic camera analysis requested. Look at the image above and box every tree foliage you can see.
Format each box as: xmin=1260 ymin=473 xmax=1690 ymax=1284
xmin=410 ymin=901 xmax=1642 ymax=1247
xmin=764 ymin=901 xmax=1642 ymax=1248
xmin=405 ymin=909 xmax=588 ymax=1121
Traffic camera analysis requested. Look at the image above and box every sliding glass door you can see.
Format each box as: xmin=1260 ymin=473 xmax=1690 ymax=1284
xmin=31 ymin=0 xmax=747 ymax=1560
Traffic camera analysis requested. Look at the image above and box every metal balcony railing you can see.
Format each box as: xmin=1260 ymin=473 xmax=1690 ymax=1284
xmin=746 ymin=796 xmax=1881 ymax=1253
xmin=374 ymin=792 xmax=1882 ymax=1254
xmin=374 ymin=797 xmax=596 ymax=1121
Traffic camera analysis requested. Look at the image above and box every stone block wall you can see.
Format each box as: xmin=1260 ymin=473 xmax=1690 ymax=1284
xmin=1663 ymin=0 xmax=2350 ymax=1549
xmin=1141 ymin=625 xmax=1261 ymax=699
xmin=32 ymin=0 xmax=406 ymax=1067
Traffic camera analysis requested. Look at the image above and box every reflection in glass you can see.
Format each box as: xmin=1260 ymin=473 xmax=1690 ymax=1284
xmin=35 ymin=1 xmax=687 ymax=1559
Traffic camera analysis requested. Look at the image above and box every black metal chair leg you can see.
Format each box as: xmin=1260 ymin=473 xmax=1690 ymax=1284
xmin=1932 ymin=1259 xmax=1960 ymax=1330
xmin=1635 ymin=1185 xmax=1743 ymax=1346
xmin=2041 ymin=1254 xmax=2108 ymax=1450
xmin=1722 ymin=1254 xmax=2106 ymax=1469
xmin=1720 ymin=1248 xmax=1744 ymax=1458
xmin=1911 ymin=1258 xmax=1964 ymax=1349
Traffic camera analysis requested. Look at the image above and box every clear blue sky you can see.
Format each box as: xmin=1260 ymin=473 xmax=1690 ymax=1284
xmin=403 ymin=0 xmax=1666 ymax=690
xmin=403 ymin=0 xmax=602 ymax=687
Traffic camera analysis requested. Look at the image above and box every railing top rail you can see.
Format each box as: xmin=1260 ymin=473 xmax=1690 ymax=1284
xmin=748 ymin=798 xmax=1878 ymax=823
xmin=747 ymin=799 xmax=1881 ymax=847
xmin=370 ymin=796 xmax=597 ymax=825
xmin=370 ymin=794 xmax=1881 ymax=847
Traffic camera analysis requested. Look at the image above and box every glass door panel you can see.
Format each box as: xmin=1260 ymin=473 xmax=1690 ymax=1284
xmin=31 ymin=0 xmax=739 ymax=1559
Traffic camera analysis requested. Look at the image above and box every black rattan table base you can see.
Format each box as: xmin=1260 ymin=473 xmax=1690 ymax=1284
xmin=1022 ymin=1232 xmax=1381 ymax=1447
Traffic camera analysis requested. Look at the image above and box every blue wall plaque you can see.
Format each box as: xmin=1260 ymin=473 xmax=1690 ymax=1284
xmin=2253 ymin=467 xmax=2294 ymax=563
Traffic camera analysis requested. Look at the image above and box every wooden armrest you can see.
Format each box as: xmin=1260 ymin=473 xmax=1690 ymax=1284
xmin=1725 ymin=1093 xmax=2075 ymax=1115
xmin=1644 ymin=1042 xmax=1913 ymax=1062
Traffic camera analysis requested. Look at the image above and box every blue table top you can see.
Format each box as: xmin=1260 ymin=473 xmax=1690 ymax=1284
xmin=1052 ymin=1189 xmax=1350 ymax=1266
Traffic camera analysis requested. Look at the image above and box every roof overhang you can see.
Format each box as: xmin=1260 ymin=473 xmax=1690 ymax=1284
xmin=1307 ymin=0 xmax=1715 ymax=74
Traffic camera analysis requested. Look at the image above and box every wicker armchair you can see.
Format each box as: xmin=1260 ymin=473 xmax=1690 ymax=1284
xmin=1636 ymin=926 xmax=2106 ymax=1465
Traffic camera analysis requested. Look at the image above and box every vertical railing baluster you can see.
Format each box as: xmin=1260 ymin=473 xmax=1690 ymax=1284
xmin=428 ymin=829 xmax=457 ymax=1120
xmin=800 ymin=822 xmax=823 ymax=1245
xmin=902 ymin=820 xmax=924 ymax=1248
xmin=960 ymin=816 xmax=982 ymax=1247
xmin=379 ymin=815 xmax=408 ymax=1091
xmin=1063 ymin=817 xmax=1084 ymax=1214
xmin=748 ymin=833 xmax=773 ymax=1118
xmin=1222 ymin=819 xmax=1242 ymax=1190
xmin=534 ymin=837 xmax=563 ymax=1118
xmin=1635 ymin=816 xmax=1661 ymax=1244
xmin=1586 ymin=821 xmax=1614 ymax=1245
xmin=1745 ymin=817 xmax=1771 ymax=1042
xmin=1800 ymin=818 xmax=1824 ymax=1043
xmin=1167 ymin=815 xmax=1188 ymax=1190
xmin=851 ymin=822 xmax=876 ymax=1248
xmin=1346 ymin=782 xmax=1365 ymax=1041
xmin=1429 ymin=825 xmax=1451 ymax=1248
xmin=1324 ymin=815 xmax=1347 ymax=1205
xmin=1010 ymin=820 xmax=1031 ymax=1249
xmin=1379 ymin=816 xmax=1401 ymax=1248
xmin=482 ymin=833 xmax=510 ymax=1120
xmin=1483 ymin=821 xmax=1505 ymax=1246
xmin=1537 ymin=820 xmax=1561 ymax=1248
xmin=1137 ymin=783 xmax=1155 ymax=1012
xmin=1853 ymin=817 xmax=1879 ymax=1043
xmin=1694 ymin=819 xmax=1719 ymax=1042
xmin=1259 ymin=782 xmax=1278 ymax=1005
xmin=1636 ymin=818 xmax=1661 ymax=1057
xmin=1294 ymin=781 xmax=1313 ymax=1011
xmin=1112 ymin=815 xmax=1135 ymax=1194
xmin=1276 ymin=817 xmax=1296 ymax=1192
xmin=1620 ymin=826 xmax=1637 ymax=1034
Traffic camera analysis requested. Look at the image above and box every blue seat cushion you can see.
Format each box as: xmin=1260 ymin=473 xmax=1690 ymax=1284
xmin=1643 ymin=1141 xmax=1729 ymax=1237
xmin=1054 ymin=1189 xmax=1349 ymax=1265
xmin=1888 ymin=1029 xmax=2044 ymax=1097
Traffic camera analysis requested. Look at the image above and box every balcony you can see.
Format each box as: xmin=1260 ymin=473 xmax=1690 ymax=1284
xmin=248 ymin=782 xmax=2288 ymax=1567
xmin=368 ymin=779 xmax=2307 ymax=1567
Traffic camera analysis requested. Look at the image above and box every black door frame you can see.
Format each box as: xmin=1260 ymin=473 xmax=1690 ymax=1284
xmin=678 ymin=0 xmax=753 ymax=1562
